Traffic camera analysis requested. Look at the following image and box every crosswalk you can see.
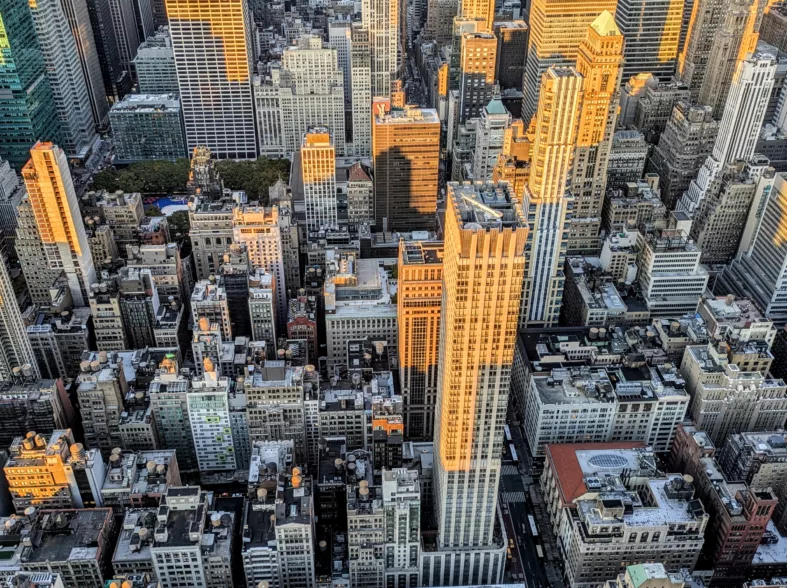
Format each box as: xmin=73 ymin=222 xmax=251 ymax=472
xmin=502 ymin=465 xmax=520 ymax=475
xmin=502 ymin=491 xmax=526 ymax=503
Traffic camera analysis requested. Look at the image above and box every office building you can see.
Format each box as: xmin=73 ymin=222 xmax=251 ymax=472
xmin=521 ymin=0 xmax=617 ymax=121
xmin=362 ymin=0 xmax=399 ymax=96
xmin=605 ymin=564 xmax=696 ymax=588
xmin=60 ymin=0 xmax=109 ymax=130
xmin=606 ymin=131 xmax=649 ymax=189
xmin=382 ymin=469 xmax=422 ymax=588
xmin=189 ymin=198 xmax=234 ymax=280
xmin=88 ymin=280 xmax=127 ymax=351
xmin=669 ymin=423 xmax=778 ymax=585
xmin=569 ymin=13 xmax=624 ymax=254
xmin=424 ymin=181 xmax=526 ymax=584
xmin=494 ymin=21 xmax=528 ymax=91
xmin=232 ymin=206 xmax=288 ymax=325
xmin=27 ymin=0 xmax=97 ymax=159
xmin=0 ymin=1 xmax=61 ymax=170
xmin=398 ymin=240 xmax=443 ymax=442
xmin=471 ymin=98 xmax=510 ymax=181
xmin=346 ymin=464 xmax=384 ymax=588
xmin=100 ymin=449 xmax=179 ymax=511
xmin=648 ymin=102 xmax=719 ymax=209
xmin=678 ymin=0 xmax=724 ymax=101
xmin=109 ymin=94 xmax=186 ymax=164
xmin=302 ymin=129 xmax=338 ymax=234
xmin=109 ymin=0 xmax=142 ymax=75
xmin=524 ymin=365 xmax=690 ymax=456
xmin=148 ymin=357 xmax=197 ymax=472
xmin=134 ymin=27 xmax=178 ymax=93
xmin=167 ymin=0 xmax=256 ymax=159
xmin=637 ymin=228 xmax=709 ymax=317
xmin=682 ymin=342 xmax=787 ymax=446
xmin=191 ymin=279 xmax=231 ymax=342
xmin=0 ymin=260 xmax=37 ymax=381
xmin=189 ymin=362 xmax=235 ymax=472
xmin=350 ymin=24 xmax=372 ymax=157
xmin=630 ymin=76 xmax=690 ymax=140
xmin=0 ymin=379 xmax=71 ymax=449
xmin=373 ymin=105 xmax=440 ymax=232
xmin=248 ymin=268 xmax=277 ymax=347
xmin=76 ymin=351 xmax=129 ymax=453
xmin=678 ymin=51 xmax=776 ymax=215
xmin=601 ymin=177 xmax=666 ymax=233
xmin=85 ymin=0 xmax=133 ymax=102
xmin=615 ymin=0 xmax=683 ymax=80
xmin=21 ymin=143 xmax=96 ymax=307
xmin=5 ymin=429 xmax=105 ymax=510
xmin=542 ymin=443 xmax=707 ymax=588
xmin=346 ymin=162 xmax=374 ymax=228
xmin=458 ymin=33 xmax=497 ymax=123
xmin=27 ymin=306 xmax=93 ymax=375
xmin=18 ymin=508 xmax=114 ymax=588
xmin=521 ymin=68 xmax=583 ymax=327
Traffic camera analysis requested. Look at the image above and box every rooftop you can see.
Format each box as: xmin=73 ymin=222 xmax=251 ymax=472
xmin=111 ymin=94 xmax=180 ymax=113
xmin=449 ymin=181 xmax=525 ymax=229
xmin=21 ymin=509 xmax=112 ymax=564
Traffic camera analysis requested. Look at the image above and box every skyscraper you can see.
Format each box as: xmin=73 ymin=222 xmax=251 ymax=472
xmin=426 ymin=181 xmax=526 ymax=583
xmin=85 ymin=0 xmax=132 ymax=102
xmin=522 ymin=67 xmax=584 ymax=327
xmin=458 ymin=32 xmax=498 ymax=123
xmin=60 ymin=0 xmax=110 ymax=130
xmin=615 ymin=0 xmax=683 ymax=80
xmin=678 ymin=51 xmax=776 ymax=214
xmin=109 ymin=0 xmax=141 ymax=75
xmin=301 ymin=128 xmax=338 ymax=234
xmin=678 ymin=0 xmax=725 ymax=101
xmin=0 ymin=0 xmax=61 ymax=170
xmin=362 ymin=0 xmax=399 ymax=96
xmin=21 ymin=143 xmax=97 ymax=307
xmin=459 ymin=0 xmax=495 ymax=32
xmin=0 ymin=258 xmax=38 ymax=381
xmin=28 ymin=0 xmax=98 ymax=159
xmin=522 ymin=0 xmax=617 ymax=121
xmin=568 ymin=12 xmax=624 ymax=254
xmin=167 ymin=0 xmax=257 ymax=159
xmin=397 ymin=240 xmax=443 ymax=441
xmin=350 ymin=24 xmax=372 ymax=157
xmin=373 ymin=105 xmax=441 ymax=232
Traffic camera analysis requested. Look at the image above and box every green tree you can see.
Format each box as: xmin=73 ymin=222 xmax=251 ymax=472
xmin=144 ymin=205 xmax=163 ymax=217
xmin=89 ymin=158 xmax=190 ymax=194
xmin=217 ymin=157 xmax=289 ymax=202
xmin=169 ymin=210 xmax=191 ymax=236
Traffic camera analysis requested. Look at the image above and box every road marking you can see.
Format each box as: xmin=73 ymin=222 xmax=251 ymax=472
xmin=502 ymin=491 xmax=526 ymax=503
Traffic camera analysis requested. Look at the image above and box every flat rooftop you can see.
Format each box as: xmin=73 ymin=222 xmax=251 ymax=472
xmin=450 ymin=181 xmax=525 ymax=229
xmin=23 ymin=509 xmax=111 ymax=564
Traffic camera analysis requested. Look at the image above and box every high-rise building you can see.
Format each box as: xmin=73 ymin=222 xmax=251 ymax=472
xmin=350 ymin=24 xmax=372 ymax=157
xmin=458 ymin=33 xmax=497 ymax=123
xmin=648 ymin=101 xmax=719 ymax=208
xmin=148 ymin=357 xmax=198 ymax=471
xmin=425 ymin=0 xmax=455 ymax=44
xmin=471 ymin=97 xmax=511 ymax=181
xmin=494 ymin=21 xmax=528 ymax=91
xmin=0 ymin=260 xmax=37 ymax=381
xmin=615 ymin=0 xmax=683 ymax=80
xmin=425 ymin=182 xmax=525 ymax=583
xmin=521 ymin=67 xmax=584 ymax=327
xmin=109 ymin=94 xmax=186 ymax=164
xmin=459 ymin=0 xmax=495 ymax=32
xmin=521 ymin=0 xmax=617 ymax=121
xmin=76 ymin=351 xmax=129 ymax=453
xmin=372 ymin=105 xmax=440 ymax=232
xmin=302 ymin=128 xmax=338 ymax=235
xmin=678 ymin=0 xmax=725 ymax=101
xmin=678 ymin=51 xmax=776 ymax=215
xmin=86 ymin=0 xmax=133 ymax=102
xmin=0 ymin=1 xmax=62 ymax=170
xmin=248 ymin=268 xmax=277 ymax=347
xmin=21 ymin=143 xmax=96 ymax=307
xmin=28 ymin=0 xmax=98 ymax=159
xmin=60 ymin=0 xmax=110 ymax=130
xmin=167 ymin=0 xmax=256 ymax=159
xmin=134 ymin=27 xmax=178 ymax=94
xmin=109 ymin=0 xmax=142 ymax=75
xmin=568 ymin=12 xmax=624 ymax=254
xmin=397 ymin=240 xmax=443 ymax=441
xmin=362 ymin=0 xmax=399 ymax=96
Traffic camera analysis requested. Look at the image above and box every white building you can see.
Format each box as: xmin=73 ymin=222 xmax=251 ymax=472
xmin=167 ymin=0 xmax=257 ymax=159
xmin=524 ymin=365 xmax=690 ymax=457
xmin=188 ymin=364 xmax=236 ymax=472
xmin=0 ymin=259 xmax=38 ymax=380
xmin=472 ymin=97 xmax=511 ymax=181
xmin=542 ymin=444 xmax=707 ymax=588
xmin=28 ymin=0 xmax=98 ymax=159
xmin=362 ymin=0 xmax=399 ymax=96
xmin=382 ymin=469 xmax=421 ymax=588
xmin=301 ymin=128 xmax=338 ymax=234
xmin=678 ymin=51 xmax=777 ymax=215
xmin=134 ymin=27 xmax=178 ymax=94
xmin=350 ymin=24 xmax=372 ymax=157
xmin=248 ymin=268 xmax=277 ymax=347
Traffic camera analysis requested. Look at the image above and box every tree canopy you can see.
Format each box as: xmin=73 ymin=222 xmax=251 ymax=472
xmin=216 ymin=157 xmax=290 ymax=203
xmin=91 ymin=159 xmax=190 ymax=194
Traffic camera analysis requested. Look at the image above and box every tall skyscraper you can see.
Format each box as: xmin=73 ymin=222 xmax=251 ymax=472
xmin=167 ymin=0 xmax=257 ymax=159
xmin=678 ymin=0 xmax=725 ymax=101
xmin=427 ymin=181 xmax=526 ymax=583
xmin=0 ymin=0 xmax=62 ymax=170
xmin=522 ymin=0 xmax=617 ymax=121
xmin=678 ymin=51 xmax=776 ymax=214
xmin=301 ymin=128 xmax=338 ymax=234
xmin=615 ymin=0 xmax=683 ymax=80
xmin=28 ymin=0 xmax=98 ymax=159
xmin=522 ymin=67 xmax=584 ymax=327
xmin=458 ymin=32 xmax=498 ymax=122
xmin=0 ymin=258 xmax=38 ymax=381
xmin=568 ymin=12 xmax=624 ymax=254
xmin=109 ymin=0 xmax=141 ymax=75
xmin=373 ymin=105 xmax=441 ymax=232
xmin=21 ymin=143 xmax=97 ymax=307
xmin=60 ymin=0 xmax=110 ymax=130
xmin=397 ymin=240 xmax=443 ymax=441
xmin=362 ymin=0 xmax=399 ymax=96
xmin=350 ymin=24 xmax=372 ymax=157
xmin=85 ymin=0 xmax=132 ymax=102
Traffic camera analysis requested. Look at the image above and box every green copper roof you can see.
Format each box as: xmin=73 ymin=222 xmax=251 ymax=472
xmin=485 ymin=98 xmax=508 ymax=115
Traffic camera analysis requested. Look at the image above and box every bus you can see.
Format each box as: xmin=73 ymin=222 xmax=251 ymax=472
xmin=509 ymin=443 xmax=518 ymax=464
xmin=504 ymin=424 xmax=512 ymax=443
xmin=528 ymin=515 xmax=538 ymax=537
xmin=536 ymin=545 xmax=544 ymax=559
